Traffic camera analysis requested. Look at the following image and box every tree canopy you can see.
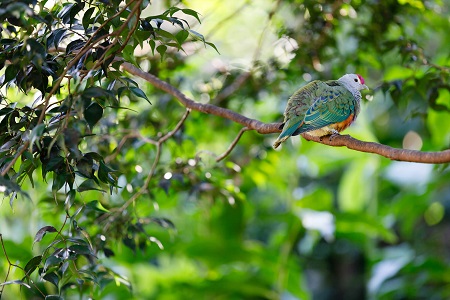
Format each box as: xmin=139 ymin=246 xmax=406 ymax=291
xmin=0 ymin=0 xmax=450 ymax=299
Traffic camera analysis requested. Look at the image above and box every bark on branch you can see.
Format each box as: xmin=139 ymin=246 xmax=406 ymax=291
xmin=121 ymin=62 xmax=450 ymax=164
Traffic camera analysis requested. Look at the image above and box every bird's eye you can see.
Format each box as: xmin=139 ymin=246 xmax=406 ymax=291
xmin=354 ymin=78 xmax=358 ymax=82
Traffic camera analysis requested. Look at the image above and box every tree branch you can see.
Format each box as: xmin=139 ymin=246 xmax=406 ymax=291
xmin=216 ymin=127 xmax=249 ymax=162
xmin=121 ymin=62 xmax=450 ymax=164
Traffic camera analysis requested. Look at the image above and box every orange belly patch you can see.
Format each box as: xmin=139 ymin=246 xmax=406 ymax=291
xmin=330 ymin=114 xmax=355 ymax=132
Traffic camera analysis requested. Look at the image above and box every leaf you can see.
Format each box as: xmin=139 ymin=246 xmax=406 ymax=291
xmin=98 ymin=160 xmax=117 ymax=186
xmin=151 ymin=217 xmax=176 ymax=229
xmin=129 ymin=87 xmax=151 ymax=104
xmin=156 ymin=44 xmax=167 ymax=61
xmin=122 ymin=44 xmax=137 ymax=66
xmin=24 ymin=255 xmax=42 ymax=277
xmin=4 ymin=65 xmax=19 ymax=84
xmin=44 ymin=255 xmax=63 ymax=270
xmin=85 ymin=200 xmax=109 ymax=213
xmin=69 ymin=244 xmax=94 ymax=256
xmin=182 ymin=8 xmax=202 ymax=23
xmin=205 ymin=41 xmax=220 ymax=54
xmin=47 ymin=28 xmax=68 ymax=49
xmin=189 ymin=29 xmax=205 ymax=42
xmin=29 ymin=123 xmax=45 ymax=151
xmin=83 ymin=86 xmax=113 ymax=98
xmin=66 ymin=39 xmax=85 ymax=55
xmin=45 ymin=295 xmax=64 ymax=300
xmin=43 ymin=272 xmax=59 ymax=288
xmin=0 ymin=176 xmax=30 ymax=204
xmin=77 ymin=179 xmax=105 ymax=193
xmin=0 ymin=107 xmax=14 ymax=116
xmin=0 ymin=280 xmax=31 ymax=289
xmin=84 ymin=102 xmax=103 ymax=128
xmin=82 ymin=7 xmax=96 ymax=30
xmin=149 ymin=39 xmax=156 ymax=55
xmin=43 ymin=156 xmax=64 ymax=173
xmin=176 ymin=30 xmax=189 ymax=45
xmin=52 ymin=172 xmax=68 ymax=193
xmin=34 ymin=226 xmax=57 ymax=244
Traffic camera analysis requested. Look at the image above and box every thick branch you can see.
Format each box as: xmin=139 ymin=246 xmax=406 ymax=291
xmin=121 ymin=62 xmax=450 ymax=164
xmin=302 ymin=134 xmax=450 ymax=164
xmin=122 ymin=62 xmax=279 ymax=134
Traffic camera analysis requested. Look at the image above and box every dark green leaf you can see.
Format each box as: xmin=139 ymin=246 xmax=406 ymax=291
xmin=77 ymin=179 xmax=105 ymax=193
xmin=84 ymin=102 xmax=103 ymax=128
xmin=129 ymin=87 xmax=151 ymax=104
xmin=34 ymin=226 xmax=57 ymax=244
xmin=43 ymin=272 xmax=59 ymax=288
xmin=69 ymin=244 xmax=94 ymax=256
xmin=24 ymin=255 xmax=42 ymax=277
xmin=44 ymin=255 xmax=63 ymax=270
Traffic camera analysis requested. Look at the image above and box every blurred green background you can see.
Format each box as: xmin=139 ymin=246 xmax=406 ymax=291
xmin=1 ymin=0 xmax=450 ymax=299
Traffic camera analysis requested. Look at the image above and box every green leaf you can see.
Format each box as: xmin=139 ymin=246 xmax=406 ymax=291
xmin=122 ymin=44 xmax=137 ymax=66
xmin=82 ymin=7 xmax=96 ymax=30
xmin=156 ymin=44 xmax=167 ymax=61
xmin=182 ymin=8 xmax=201 ymax=23
xmin=129 ymin=87 xmax=151 ymax=104
xmin=176 ymin=30 xmax=189 ymax=45
xmin=85 ymin=200 xmax=109 ymax=213
xmin=29 ymin=123 xmax=46 ymax=151
xmin=84 ymin=102 xmax=103 ymax=128
xmin=205 ymin=41 xmax=220 ymax=54
xmin=149 ymin=39 xmax=156 ymax=54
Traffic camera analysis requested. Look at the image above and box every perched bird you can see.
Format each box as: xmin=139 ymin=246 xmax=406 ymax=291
xmin=273 ymin=74 xmax=368 ymax=149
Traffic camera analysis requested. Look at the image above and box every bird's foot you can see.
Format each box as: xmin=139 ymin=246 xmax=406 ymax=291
xmin=329 ymin=130 xmax=340 ymax=141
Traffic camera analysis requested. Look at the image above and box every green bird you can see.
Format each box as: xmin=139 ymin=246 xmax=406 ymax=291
xmin=273 ymin=74 xmax=368 ymax=149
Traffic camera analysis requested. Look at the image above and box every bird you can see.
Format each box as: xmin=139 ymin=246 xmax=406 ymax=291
xmin=273 ymin=74 xmax=368 ymax=149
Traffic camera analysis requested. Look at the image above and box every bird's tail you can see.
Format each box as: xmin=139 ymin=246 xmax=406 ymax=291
xmin=273 ymin=136 xmax=289 ymax=149
xmin=272 ymin=120 xmax=301 ymax=149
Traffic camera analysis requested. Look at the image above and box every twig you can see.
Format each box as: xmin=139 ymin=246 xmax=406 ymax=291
xmin=116 ymin=109 xmax=191 ymax=213
xmin=216 ymin=127 xmax=249 ymax=162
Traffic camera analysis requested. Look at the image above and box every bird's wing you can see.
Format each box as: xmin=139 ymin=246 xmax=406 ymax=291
xmin=279 ymin=81 xmax=324 ymax=131
xmin=273 ymin=81 xmax=323 ymax=147
xmin=297 ymin=82 xmax=356 ymax=134
xmin=283 ymin=80 xmax=323 ymax=121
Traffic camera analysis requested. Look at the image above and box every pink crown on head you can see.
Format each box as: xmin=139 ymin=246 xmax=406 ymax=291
xmin=357 ymin=74 xmax=365 ymax=84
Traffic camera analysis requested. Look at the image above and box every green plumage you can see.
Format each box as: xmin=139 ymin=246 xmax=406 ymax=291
xmin=273 ymin=79 xmax=360 ymax=149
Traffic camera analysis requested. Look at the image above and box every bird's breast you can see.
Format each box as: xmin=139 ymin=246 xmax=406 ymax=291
xmin=330 ymin=113 xmax=355 ymax=132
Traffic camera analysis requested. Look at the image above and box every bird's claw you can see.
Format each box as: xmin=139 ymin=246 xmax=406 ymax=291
xmin=329 ymin=130 xmax=340 ymax=141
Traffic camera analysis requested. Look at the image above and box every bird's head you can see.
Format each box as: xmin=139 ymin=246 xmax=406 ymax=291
xmin=338 ymin=74 xmax=369 ymax=91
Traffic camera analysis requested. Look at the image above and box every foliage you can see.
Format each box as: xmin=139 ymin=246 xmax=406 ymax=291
xmin=0 ymin=0 xmax=450 ymax=299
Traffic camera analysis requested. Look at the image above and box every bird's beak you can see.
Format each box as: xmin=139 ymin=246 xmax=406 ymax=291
xmin=362 ymin=84 xmax=369 ymax=90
